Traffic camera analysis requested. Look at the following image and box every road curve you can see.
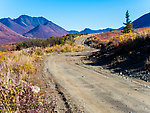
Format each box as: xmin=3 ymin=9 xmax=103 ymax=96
xmin=46 ymin=36 xmax=150 ymax=113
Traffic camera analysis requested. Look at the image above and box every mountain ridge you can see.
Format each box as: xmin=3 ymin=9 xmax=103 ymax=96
xmin=133 ymin=12 xmax=150 ymax=28
xmin=68 ymin=28 xmax=121 ymax=34
xmin=0 ymin=15 xmax=68 ymax=39
xmin=0 ymin=18 xmax=28 ymax=34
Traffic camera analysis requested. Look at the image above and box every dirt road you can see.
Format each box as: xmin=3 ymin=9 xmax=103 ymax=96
xmin=45 ymin=36 xmax=150 ymax=113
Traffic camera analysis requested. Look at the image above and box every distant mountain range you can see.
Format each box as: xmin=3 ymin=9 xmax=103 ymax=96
xmin=0 ymin=12 xmax=150 ymax=44
xmin=0 ymin=15 xmax=68 ymax=43
xmin=68 ymin=27 xmax=124 ymax=34
xmin=69 ymin=12 xmax=150 ymax=34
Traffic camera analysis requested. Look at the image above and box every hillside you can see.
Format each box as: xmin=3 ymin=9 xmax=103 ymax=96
xmin=133 ymin=12 xmax=150 ymax=28
xmin=24 ymin=21 xmax=68 ymax=39
xmin=85 ymin=27 xmax=150 ymax=82
xmin=0 ymin=22 xmax=27 ymax=44
xmin=0 ymin=18 xmax=28 ymax=34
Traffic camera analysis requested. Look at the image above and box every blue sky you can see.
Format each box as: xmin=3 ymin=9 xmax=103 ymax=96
xmin=0 ymin=0 xmax=150 ymax=31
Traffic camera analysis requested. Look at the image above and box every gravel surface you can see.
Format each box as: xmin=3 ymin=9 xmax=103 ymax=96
xmin=42 ymin=36 xmax=150 ymax=113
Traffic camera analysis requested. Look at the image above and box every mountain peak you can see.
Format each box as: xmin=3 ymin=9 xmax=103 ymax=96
xmin=84 ymin=28 xmax=92 ymax=30
xmin=0 ymin=15 xmax=68 ymax=41
xmin=0 ymin=17 xmax=28 ymax=34
xmin=13 ymin=15 xmax=49 ymax=29
xmin=18 ymin=15 xmax=32 ymax=18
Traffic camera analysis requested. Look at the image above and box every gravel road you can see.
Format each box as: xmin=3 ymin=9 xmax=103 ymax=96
xmin=45 ymin=36 xmax=150 ymax=113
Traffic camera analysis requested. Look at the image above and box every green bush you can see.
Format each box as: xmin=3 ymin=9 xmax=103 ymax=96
xmin=16 ymin=33 xmax=83 ymax=50
xmin=34 ymin=49 xmax=43 ymax=56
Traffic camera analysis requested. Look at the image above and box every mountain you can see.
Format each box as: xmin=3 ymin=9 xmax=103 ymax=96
xmin=0 ymin=22 xmax=27 ymax=44
xmin=68 ymin=30 xmax=79 ymax=33
xmin=0 ymin=15 xmax=68 ymax=39
xmin=96 ymin=28 xmax=115 ymax=33
xmin=133 ymin=12 xmax=150 ymax=28
xmin=14 ymin=15 xmax=68 ymax=38
xmin=0 ymin=15 xmax=68 ymax=44
xmin=78 ymin=12 xmax=150 ymax=32
xmin=69 ymin=28 xmax=115 ymax=34
xmin=13 ymin=15 xmax=49 ymax=31
xmin=117 ymin=26 xmax=124 ymax=30
xmin=0 ymin=18 xmax=28 ymax=34
xmin=80 ymin=28 xmax=96 ymax=34
xmin=23 ymin=21 xmax=68 ymax=39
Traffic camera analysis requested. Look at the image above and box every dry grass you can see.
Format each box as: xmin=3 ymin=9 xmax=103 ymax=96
xmin=45 ymin=42 xmax=84 ymax=53
xmin=0 ymin=40 xmax=84 ymax=112
xmin=0 ymin=47 xmax=57 ymax=112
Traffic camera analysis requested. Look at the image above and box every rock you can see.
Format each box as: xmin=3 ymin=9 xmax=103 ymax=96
xmin=31 ymin=85 xmax=40 ymax=93
xmin=119 ymin=72 xmax=122 ymax=75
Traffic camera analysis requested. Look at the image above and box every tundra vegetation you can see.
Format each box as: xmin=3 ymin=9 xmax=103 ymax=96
xmin=0 ymin=33 xmax=84 ymax=112
xmin=85 ymin=27 xmax=150 ymax=82
xmin=0 ymin=48 xmax=57 ymax=112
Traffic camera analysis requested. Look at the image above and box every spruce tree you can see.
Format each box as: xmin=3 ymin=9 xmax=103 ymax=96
xmin=123 ymin=10 xmax=133 ymax=33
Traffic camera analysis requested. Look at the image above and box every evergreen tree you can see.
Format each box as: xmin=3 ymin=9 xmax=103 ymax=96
xmin=123 ymin=10 xmax=133 ymax=33
xmin=109 ymin=29 xmax=113 ymax=32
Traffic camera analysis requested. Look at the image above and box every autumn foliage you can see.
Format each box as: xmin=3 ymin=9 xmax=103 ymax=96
xmin=0 ymin=33 xmax=85 ymax=112
xmin=86 ymin=27 xmax=150 ymax=78
xmin=0 ymin=48 xmax=57 ymax=112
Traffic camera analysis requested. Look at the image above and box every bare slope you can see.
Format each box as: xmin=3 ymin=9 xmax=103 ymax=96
xmin=133 ymin=12 xmax=150 ymax=28
xmin=0 ymin=18 xmax=28 ymax=34
xmin=23 ymin=22 xmax=68 ymax=39
xmin=0 ymin=22 xmax=27 ymax=44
